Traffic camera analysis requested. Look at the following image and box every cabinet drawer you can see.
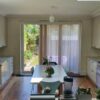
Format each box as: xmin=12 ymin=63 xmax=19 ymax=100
xmin=1 ymin=72 xmax=9 ymax=84
xmin=0 ymin=57 xmax=13 ymax=86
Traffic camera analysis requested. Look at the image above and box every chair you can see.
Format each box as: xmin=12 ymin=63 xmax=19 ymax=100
xmin=63 ymin=76 xmax=73 ymax=91
xmin=31 ymin=67 xmax=34 ymax=74
xmin=48 ymin=62 xmax=57 ymax=65
xmin=42 ymin=58 xmax=57 ymax=65
xmin=40 ymin=81 xmax=60 ymax=95
xmin=30 ymin=94 xmax=56 ymax=100
xmin=31 ymin=67 xmax=34 ymax=90
xmin=63 ymin=76 xmax=73 ymax=95
xmin=63 ymin=76 xmax=73 ymax=98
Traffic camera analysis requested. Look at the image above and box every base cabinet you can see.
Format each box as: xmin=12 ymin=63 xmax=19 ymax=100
xmin=87 ymin=59 xmax=97 ymax=84
xmin=0 ymin=57 xmax=13 ymax=87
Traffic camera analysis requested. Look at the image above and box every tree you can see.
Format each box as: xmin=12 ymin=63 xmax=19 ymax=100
xmin=24 ymin=24 xmax=39 ymax=59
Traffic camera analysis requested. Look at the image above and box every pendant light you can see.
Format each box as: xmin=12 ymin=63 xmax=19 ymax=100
xmin=49 ymin=6 xmax=56 ymax=23
xmin=49 ymin=15 xmax=55 ymax=23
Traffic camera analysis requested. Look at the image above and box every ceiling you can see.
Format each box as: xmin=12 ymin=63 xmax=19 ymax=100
xmin=0 ymin=0 xmax=100 ymax=16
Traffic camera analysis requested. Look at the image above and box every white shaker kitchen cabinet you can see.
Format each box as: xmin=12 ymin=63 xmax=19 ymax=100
xmin=0 ymin=15 xmax=6 ymax=47
xmin=87 ymin=59 xmax=98 ymax=84
xmin=0 ymin=57 xmax=13 ymax=87
xmin=92 ymin=17 xmax=100 ymax=48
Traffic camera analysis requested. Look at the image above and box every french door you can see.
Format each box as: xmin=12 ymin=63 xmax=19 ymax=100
xmin=21 ymin=24 xmax=40 ymax=75
xmin=20 ymin=23 xmax=81 ymax=74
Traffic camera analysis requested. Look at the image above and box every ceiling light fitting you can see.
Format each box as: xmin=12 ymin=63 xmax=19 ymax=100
xmin=49 ymin=15 xmax=55 ymax=23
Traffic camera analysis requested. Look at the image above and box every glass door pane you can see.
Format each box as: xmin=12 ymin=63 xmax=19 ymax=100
xmin=23 ymin=24 xmax=40 ymax=74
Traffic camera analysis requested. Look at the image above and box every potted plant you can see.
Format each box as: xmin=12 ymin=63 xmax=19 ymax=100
xmin=76 ymin=87 xmax=92 ymax=100
xmin=42 ymin=57 xmax=49 ymax=65
xmin=45 ymin=65 xmax=54 ymax=77
xmin=96 ymin=89 xmax=100 ymax=100
xmin=42 ymin=57 xmax=54 ymax=77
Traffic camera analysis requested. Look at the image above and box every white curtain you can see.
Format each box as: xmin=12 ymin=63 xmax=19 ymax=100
xmin=46 ymin=24 xmax=80 ymax=74
xmin=61 ymin=24 xmax=80 ymax=73
xmin=46 ymin=25 xmax=59 ymax=63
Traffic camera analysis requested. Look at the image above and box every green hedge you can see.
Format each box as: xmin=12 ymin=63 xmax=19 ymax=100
xmin=24 ymin=50 xmax=33 ymax=60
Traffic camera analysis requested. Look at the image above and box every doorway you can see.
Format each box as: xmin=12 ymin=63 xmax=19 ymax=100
xmin=21 ymin=24 xmax=40 ymax=74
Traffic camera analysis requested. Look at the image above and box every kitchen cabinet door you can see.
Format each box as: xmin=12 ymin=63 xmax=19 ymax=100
xmin=0 ymin=16 xmax=6 ymax=47
xmin=0 ymin=57 xmax=13 ymax=86
xmin=87 ymin=59 xmax=97 ymax=84
xmin=93 ymin=17 xmax=100 ymax=48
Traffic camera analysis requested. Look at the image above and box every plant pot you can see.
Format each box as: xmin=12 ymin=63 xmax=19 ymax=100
xmin=76 ymin=94 xmax=92 ymax=100
xmin=47 ymin=74 xmax=52 ymax=78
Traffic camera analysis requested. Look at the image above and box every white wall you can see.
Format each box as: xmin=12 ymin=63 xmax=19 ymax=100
xmin=0 ymin=15 xmax=99 ymax=75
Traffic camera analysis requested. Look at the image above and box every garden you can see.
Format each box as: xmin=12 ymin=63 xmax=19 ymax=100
xmin=24 ymin=24 xmax=40 ymax=71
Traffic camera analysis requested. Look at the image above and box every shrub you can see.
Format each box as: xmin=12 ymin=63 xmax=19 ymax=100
xmin=24 ymin=50 xmax=33 ymax=60
xmin=96 ymin=89 xmax=100 ymax=99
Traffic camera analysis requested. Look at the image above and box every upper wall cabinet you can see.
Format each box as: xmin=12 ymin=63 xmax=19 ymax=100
xmin=0 ymin=16 xmax=6 ymax=47
xmin=92 ymin=17 xmax=100 ymax=48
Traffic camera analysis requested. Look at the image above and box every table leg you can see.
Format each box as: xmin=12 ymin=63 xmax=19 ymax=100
xmin=59 ymin=83 xmax=63 ymax=95
xmin=38 ymin=83 xmax=42 ymax=94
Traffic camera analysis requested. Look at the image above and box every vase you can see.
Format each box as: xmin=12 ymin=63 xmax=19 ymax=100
xmin=47 ymin=74 xmax=52 ymax=78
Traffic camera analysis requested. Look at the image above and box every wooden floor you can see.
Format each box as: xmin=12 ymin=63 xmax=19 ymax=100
xmin=0 ymin=76 xmax=96 ymax=100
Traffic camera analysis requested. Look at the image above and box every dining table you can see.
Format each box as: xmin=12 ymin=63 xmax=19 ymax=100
xmin=30 ymin=65 xmax=66 ymax=83
xmin=30 ymin=65 xmax=67 ymax=93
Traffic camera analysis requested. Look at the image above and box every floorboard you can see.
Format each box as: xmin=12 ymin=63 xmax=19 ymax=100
xmin=0 ymin=76 xmax=96 ymax=100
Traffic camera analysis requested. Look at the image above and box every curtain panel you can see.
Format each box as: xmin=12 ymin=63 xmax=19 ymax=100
xmin=40 ymin=24 xmax=80 ymax=74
